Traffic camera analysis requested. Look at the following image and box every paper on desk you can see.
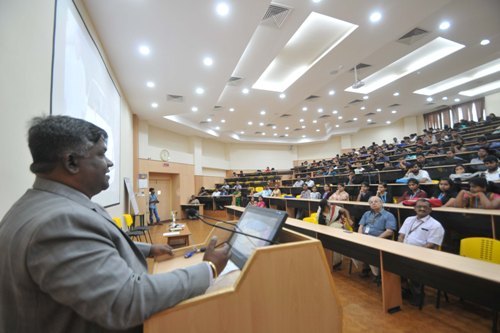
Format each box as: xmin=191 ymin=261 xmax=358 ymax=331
xmin=163 ymin=231 xmax=180 ymax=236
xmin=219 ymin=259 xmax=239 ymax=277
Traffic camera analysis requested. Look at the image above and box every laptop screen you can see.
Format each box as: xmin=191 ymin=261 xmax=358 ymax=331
xmin=228 ymin=206 xmax=288 ymax=269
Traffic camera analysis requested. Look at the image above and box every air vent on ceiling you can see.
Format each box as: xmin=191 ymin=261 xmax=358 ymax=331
xmin=266 ymin=123 xmax=276 ymax=127
xmin=397 ymin=28 xmax=430 ymax=45
xmin=426 ymin=102 xmax=435 ymax=106
xmin=279 ymin=135 xmax=287 ymax=138
xmin=199 ymin=121 xmax=209 ymax=124
xmin=344 ymin=120 xmax=354 ymax=123
xmin=305 ymin=95 xmax=320 ymax=101
xmin=280 ymin=113 xmax=292 ymax=118
xmin=213 ymin=105 xmax=222 ymax=110
xmin=388 ymin=103 xmax=401 ymax=108
xmin=319 ymin=114 xmax=331 ymax=118
xmin=261 ymin=3 xmax=292 ymax=28
xmin=349 ymin=99 xmax=364 ymax=104
xmin=294 ymin=128 xmax=302 ymax=131
xmin=227 ymin=76 xmax=244 ymax=86
xmin=167 ymin=94 xmax=184 ymax=102
xmin=367 ymin=122 xmax=377 ymax=125
xmin=365 ymin=112 xmax=375 ymax=116
xmin=349 ymin=63 xmax=371 ymax=71
xmin=254 ymin=131 xmax=263 ymax=135
xmin=433 ymin=105 xmax=449 ymax=110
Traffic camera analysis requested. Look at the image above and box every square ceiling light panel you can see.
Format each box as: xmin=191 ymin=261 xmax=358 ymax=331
xmin=252 ymin=12 xmax=358 ymax=93
xmin=345 ymin=37 xmax=465 ymax=95
xmin=414 ymin=58 xmax=500 ymax=96
xmin=459 ymin=80 xmax=500 ymax=97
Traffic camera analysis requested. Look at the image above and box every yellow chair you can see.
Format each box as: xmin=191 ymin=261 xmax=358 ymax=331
xmin=459 ymin=237 xmax=499 ymax=331
xmin=303 ymin=217 xmax=317 ymax=224
xmin=255 ymin=186 xmax=264 ymax=193
xmin=296 ymin=195 xmax=301 ymax=198
xmin=113 ymin=216 xmax=143 ymax=241
xmin=124 ymin=214 xmax=152 ymax=243
xmin=310 ymin=212 xmax=317 ymax=220
xmin=112 ymin=217 xmax=123 ymax=228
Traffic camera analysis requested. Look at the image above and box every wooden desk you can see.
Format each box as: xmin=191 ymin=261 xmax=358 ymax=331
xmin=226 ymin=205 xmax=500 ymax=315
xmin=164 ymin=225 xmax=192 ymax=248
xmin=180 ymin=204 xmax=204 ymax=219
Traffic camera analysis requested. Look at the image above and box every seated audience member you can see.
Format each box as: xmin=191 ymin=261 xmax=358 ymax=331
xmin=296 ymin=184 xmax=312 ymax=219
xmin=221 ymin=182 xmax=230 ymax=191
xmin=415 ymin=154 xmax=429 ymax=168
xmin=238 ymin=170 xmax=244 ymax=177
xmin=469 ymin=147 xmax=489 ymax=169
xmin=271 ymin=184 xmax=281 ymax=197
xmin=211 ymin=188 xmax=221 ymax=197
xmin=405 ymin=164 xmax=431 ymax=183
xmin=376 ymin=182 xmax=393 ymax=203
xmin=305 ymin=175 xmax=315 ymax=188
xmin=233 ymin=188 xmax=242 ymax=206
xmin=322 ymin=184 xmax=333 ymax=200
xmin=398 ymin=199 xmax=445 ymax=305
xmin=449 ymin=164 xmax=481 ymax=182
xmin=356 ymin=182 xmax=373 ymax=202
xmin=347 ymin=170 xmax=363 ymax=185
xmin=376 ymin=152 xmax=390 ymax=163
xmin=455 ymin=178 xmax=500 ymax=209
xmin=198 ymin=186 xmax=209 ymax=196
xmin=186 ymin=195 xmax=201 ymax=219
xmin=233 ymin=181 xmax=242 ymax=191
xmin=316 ymin=199 xmax=354 ymax=270
xmin=247 ymin=196 xmax=257 ymax=206
xmin=382 ymin=161 xmax=396 ymax=170
xmin=329 ymin=183 xmax=350 ymax=201
xmin=256 ymin=195 xmax=266 ymax=208
xmin=398 ymin=157 xmax=411 ymax=171
xmin=431 ymin=178 xmax=457 ymax=207
xmin=399 ymin=178 xmax=428 ymax=203
xmin=293 ymin=176 xmax=304 ymax=187
xmin=357 ymin=197 xmax=397 ymax=282
xmin=444 ymin=150 xmax=466 ymax=164
xmin=483 ymin=155 xmax=500 ymax=182
xmin=353 ymin=162 xmax=365 ymax=174
xmin=261 ymin=186 xmax=272 ymax=197
xmin=310 ymin=185 xmax=321 ymax=199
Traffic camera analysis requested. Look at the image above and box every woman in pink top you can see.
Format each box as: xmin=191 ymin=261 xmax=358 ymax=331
xmin=329 ymin=183 xmax=350 ymax=201
xmin=256 ymin=195 xmax=267 ymax=208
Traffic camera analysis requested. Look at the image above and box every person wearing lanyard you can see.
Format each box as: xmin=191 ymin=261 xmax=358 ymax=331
xmin=356 ymin=196 xmax=397 ymax=283
xmin=398 ymin=199 xmax=445 ymax=305
xmin=398 ymin=178 xmax=428 ymax=203
xmin=376 ymin=182 xmax=393 ymax=204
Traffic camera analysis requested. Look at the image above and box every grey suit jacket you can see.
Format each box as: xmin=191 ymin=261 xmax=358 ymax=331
xmin=0 ymin=177 xmax=210 ymax=333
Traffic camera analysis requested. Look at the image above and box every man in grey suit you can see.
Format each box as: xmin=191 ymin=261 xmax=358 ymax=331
xmin=0 ymin=116 xmax=230 ymax=333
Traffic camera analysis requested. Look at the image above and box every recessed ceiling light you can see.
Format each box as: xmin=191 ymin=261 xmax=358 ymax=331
xmin=203 ymin=57 xmax=213 ymax=66
xmin=454 ymin=98 xmax=461 ymax=102
xmin=260 ymin=110 xmax=266 ymax=115
xmin=285 ymin=126 xmax=290 ymax=130
xmin=332 ymin=110 xmax=338 ymax=114
xmin=353 ymin=117 xmax=358 ymax=121
xmin=191 ymin=106 xmax=198 ymax=112
xmin=459 ymin=80 xmax=500 ymax=97
xmin=329 ymin=90 xmax=335 ymax=95
xmin=426 ymin=97 xmax=433 ymax=102
xmin=196 ymin=87 xmax=205 ymax=94
xmin=229 ymin=108 xmax=235 ymax=112
xmin=302 ymin=135 xmax=307 ymax=138
xmin=316 ymin=129 xmax=320 ymax=132
xmin=301 ymin=125 xmax=306 ymax=129
xmin=367 ymin=119 xmax=372 ymax=122
xmin=346 ymin=37 xmax=464 ymax=94
xmin=414 ymin=58 xmax=500 ymax=96
xmin=207 ymin=118 xmax=212 ymax=122
xmin=391 ymin=110 xmax=397 ymax=114
xmin=253 ymin=12 xmax=358 ymax=92
xmin=299 ymin=119 xmax=304 ymax=122
xmin=312 ymin=0 xmax=322 ymax=3
xmin=376 ymin=108 xmax=382 ymax=112
xmin=273 ymin=133 xmax=278 ymax=136
xmin=139 ymin=45 xmax=150 ymax=55
xmin=151 ymin=102 xmax=158 ymax=108
xmin=335 ymin=124 xmax=339 ymax=128
xmin=338 ymin=116 xmax=343 ymax=119
xmin=215 ymin=126 xmax=220 ymax=130
xmin=242 ymin=88 xmax=249 ymax=94
xmin=318 ymin=108 xmax=323 ymax=113
xmin=363 ymin=95 xmax=369 ymax=100
xmin=480 ymin=39 xmax=490 ymax=46
xmin=279 ymin=93 xmax=286 ymax=99
xmin=146 ymin=81 xmax=155 ymax=88
xmin=221 ymin=119 xmax=226 ymax=123
xmin=439 ymin=21 xmax=450 ymax=30
xmin=272 ymin=125 xmax=277 ymax=129
xmin=248 ymin=121 xmax=253 ymax=125
xmin=259 ymin=122 xmax=264 ymax=126
xmin=360 ymin=106 xmax=366 ymax=110
xmin=262 ymin=132 xmax=266 ymax=136
xmin=386 ymin=120 xmax=391 ymax=124
xmin=302 ymin=107 xmax=308 ymax=111
xmin=442 ymin=96 xmax=448 ymax=100
xmin=393 ymin=92 xmax=400 ymax=96
xmin=285 ymin=134 xmax=289 ymax=137
xmin=216 ymin=2 xmax=229 ymax=16
xmin=312 ymin=120 xmax=317 ymax=124
xmin=240 ymin=131 xmax=245 ymax=134
xmin=369 ymin=11 xmax=382 ymax=23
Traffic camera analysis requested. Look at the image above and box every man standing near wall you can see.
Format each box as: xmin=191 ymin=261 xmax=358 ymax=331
xmin=149 ymin=187 xmax=161 ymax=225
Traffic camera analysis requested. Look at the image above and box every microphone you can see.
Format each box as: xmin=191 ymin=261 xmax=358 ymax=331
xmin=193 ymin=212 xmax=278 ymax=245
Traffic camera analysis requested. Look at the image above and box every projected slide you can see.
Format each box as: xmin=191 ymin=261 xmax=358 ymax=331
xmin=52 ymin=0 xmax=121 ymax=207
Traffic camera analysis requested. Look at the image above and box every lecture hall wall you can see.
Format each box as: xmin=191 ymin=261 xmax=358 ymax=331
xmin=1 ymin=0 xmax=500 ymax=218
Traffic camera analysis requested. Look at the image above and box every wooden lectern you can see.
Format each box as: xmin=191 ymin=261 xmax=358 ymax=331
xmin=144 ymin=224 xmax=343 ymax=333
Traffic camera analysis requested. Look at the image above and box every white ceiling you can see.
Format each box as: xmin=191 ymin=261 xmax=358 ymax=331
xmin=80 ymin=0 xmax=500 ymax=144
